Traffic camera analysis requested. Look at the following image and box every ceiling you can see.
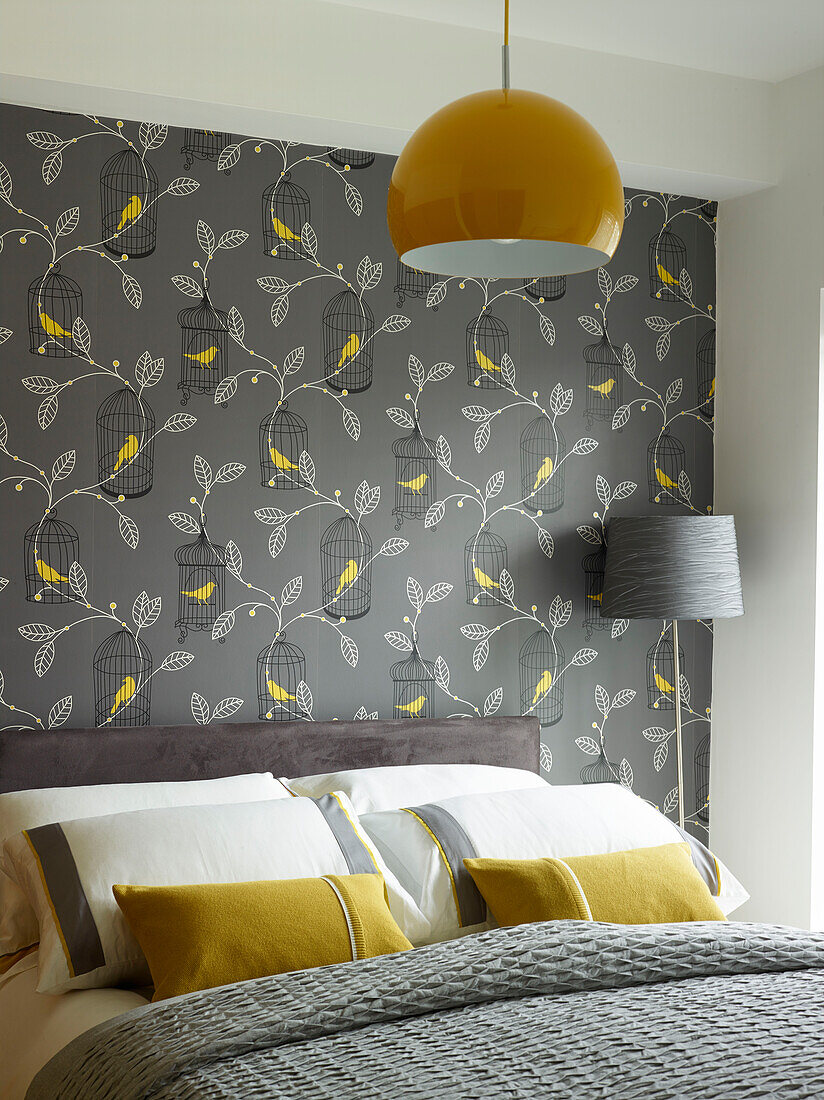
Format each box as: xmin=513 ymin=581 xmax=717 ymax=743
xmin=323 ymin=0 xmax=824 ymax=83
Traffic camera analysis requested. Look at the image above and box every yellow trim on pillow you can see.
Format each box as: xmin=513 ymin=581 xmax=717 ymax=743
xmin=401 ymin=808 xmax=462 ymax=924
xmin=23 ymin=831 xmax=74 ymax=979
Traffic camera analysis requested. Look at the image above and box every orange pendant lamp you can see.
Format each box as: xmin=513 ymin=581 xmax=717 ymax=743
xmin=387 ymin=1 xmax=624 ymax=278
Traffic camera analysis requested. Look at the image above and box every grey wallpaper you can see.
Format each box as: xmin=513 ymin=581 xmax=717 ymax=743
xmin=0 ymin=104 xmax=716 ymax=830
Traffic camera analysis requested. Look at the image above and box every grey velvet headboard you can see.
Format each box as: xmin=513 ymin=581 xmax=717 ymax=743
xmin=0 ymin=716 xmax=540 ymax=793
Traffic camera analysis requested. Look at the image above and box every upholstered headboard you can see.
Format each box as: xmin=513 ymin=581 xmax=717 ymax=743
xmin=0 ymin=716 xmax=540 ymax=793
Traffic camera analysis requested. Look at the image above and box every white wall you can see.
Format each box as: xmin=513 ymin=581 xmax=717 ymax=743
xmin=713 ymin=65 xmax=824 ymax=928
xmin=1 ymin=0 xmax=776 ymax=199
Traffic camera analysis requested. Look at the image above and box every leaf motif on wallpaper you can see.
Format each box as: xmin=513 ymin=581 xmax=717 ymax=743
xmin=271 ymin=296 xmax=289 ymax=327
xmin=571 ymin=437 xmax=598 ymax=456
xmin=300 ymin=223 xmax=318 ymax=260
xmin=26 ymin=131 xmax=65 ymax=150
xmin=434 ymin=656 xmax=450 ymax=692
xmin=34 ymin=640 xmax=54 ymax=678
xmin=576 ymin=736 xmax=601 ymax=756
xmin=577 ymin=525 xmax=602 ymax=547
xmin=18 ymin=624 xmax=59 ymax=641
xmin=537 ymin=528 xmax=554 ymax=560
xmin=612 ymin=404 xmax=631 ymax=431
xmin=118 ymin=513 xmax=139 ymax=549
xmin=381 ymin=315 xmax=411 ymax=333
xmin=678 ymin=268 xmax=692 ymax=298
xmin=424 ymin=501 xmax=444 ymax=529
xmin=55 ymin=207 xmax=80 ymax=237
xmin=539 ymin=315 xmax=555 ymax=345
xmin=666 ymin=378 xmax=683 ymax=405
xmin=214 ymin=376 xmax=237 ymax=404
xmin=42 ymin=150 xmax=63 ymax=186
xmin=212 ymin=697 xmax=243 ymax=720
xmin=611 ymin=618 xmax=629 ymax=639
xmin=162 ymin=413 xmax=197 ymax=432
xmin=281 ymin=576 xmax=302 ymax=606
xmin=679 ymin=673 xmax=691 ymax=706
xmin=407 ymin=354 xmax=425 ymax=388
xmin=619 ymin=759 xmax=634 ymax=789
xmin=435 ymin=436 xmax=451 ymax=470
xmin=427 ymin=362 xmax=454 ymax=383
xmin=386 ymin=407 xmax=414 ymax=429
xmin=378 ymin=538 xmax=409 ymax=557
xmin=168 ymin=512 xmax=201 ymax=534
xmin=597 ymin=267 xmax=612 ymax=299
xmin=578 ymin=315 xmax=603 ymax=337
xmin=122 ymin=272 xmax=142 ymax=309
xmin=473 ymin=639 xmax=489 ymax=672
xmin=212 ymin=610 xmax=235 ymax=640
xmin=282 ymin=346 xmax=304 ymax=375
xmin=296 ymin=680 xmax=313 ymax=716
xmin=499 ymin=569 xmax=514 ymax=603
xmin=643 ymin=726 xmax=670 ymax=743
xmin=550 ymin=384 xmax=573 ymax=417
xmin=571 ymin=647 xmax=597 ymax=667
xmin=194 ymin=455 xmax=213 ymax=491
xmin=135 ymin=352 xmax=164 ymax=389
xmin=0 ymin=414 xmax=7 ymax=447
xmin=425 ymin=582 xmax=452 ymax=604
xmin=166 ymin=177 xmax=199 ymax=196
xmin=344 ymin=182 xmax=363 ymax=217
xmin=68 ymin=561 xmax=87 ymax=600
xmin=224 ymin=541 xmax=243 ymax=577
xmin=406 ymin=576 xmax=424 ymax=612
xmin=485 ymin=470 xmax=505 ymax=500
xmin=191 ymin=692 xmax=210 ymax=725
xmin=257 ymin=276 xmax=291 ymax=295
xmin=172 ymin=274 xmax=203 ymax=298
xmin=462 ymin=406 xmax=491 ymax=423
xmin=678 ymin=470 xmax=691 ymax=503
xmin=663 ymin=787 xmax=679 ymax=814
xmin=70 ymin=316 xmax=91 ymax=355
xmin=47 ymin=696 xmax=73 ymax=727
xmin=37 ymin=394 xmax=58 ymax=431
xmin=461 ymin=624 xmax=490 ymax=641
xmin=217 ymin=229 xmax=249 ymax=250
xmin=654 ymin=742 xmax=669 ymax=772
xmin=612 ymin=480 xmax=637 ymax=502
xmin=139 ymin=123 xmax=168 ymax=151
xmin=197 ymin=220 xmax=216 ymax=255
xmin=357 ymin=256 xmax=382 ymax=293
xmin=0 ymin=577 xmax=8 ymax=592
xmin=255 ymin=507 xmax=289 ymax=526
xmin=474 ymin=423 xmax=490 ymax=453
xmin=426 ymin=281 xmax=447 ymax=308
xmin=217 ymin=144 xmax=241 ymax=172
xmin=355 ymin=480 xmax=379 ymax=516
xmin=159 ymin=651 xmax=195 ymax=671
xmin=0 ymin=327 xmax=12 ymax=345
xmin=215 ymin=462 xmax=246 ymax=485
xmin=622 ymin=343 xmax=637 ymax=377
xmin=484 ymin=687 xmax=503 ymax=716
xmin=132 ymin=591 xmax=161 ymax=629
xmin=596 ymin=474 xmax=610 ymax=509
xmin=613 ymin=274 xmax=638 ymax=293
xmin=539 ymin=744 xmax=552 ymax=774
xmin=595 ymin=684 xmax=609 ymax=715
xmin=342 ymin=406 xmax=360 ymax=441
xmin=656 ymin=332 xmax=671 ymax=361
xmin=51 ymin=450 xmax=75 ymax=481
xmin=22 ymin=376 xmax=58 ymax=394
xmin=0 ymin=159 xmax=12 ymax=200
xmin=500 ymin=353 xmax=516 ymax=387
xmin=269 ymin=526 xmax=287 ymax=559
xmin=645 ymin=316 xmax=671 ymax=333
xmin=340 ymin=635 xmax=359 ymax=668
xmin=385 ymin=631 xmax=414 ymax=652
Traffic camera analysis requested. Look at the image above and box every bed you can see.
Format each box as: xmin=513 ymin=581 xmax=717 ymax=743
xmin=2 ymin=717 xmax=823 ymax=1099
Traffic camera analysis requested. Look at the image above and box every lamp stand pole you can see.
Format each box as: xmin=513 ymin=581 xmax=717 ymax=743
xmin=671 ymin=619 xmax=685 ymax=829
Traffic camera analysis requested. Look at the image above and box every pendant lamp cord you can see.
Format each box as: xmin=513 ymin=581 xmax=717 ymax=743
xmin=502 ymin=0 xmax=511 ymax=89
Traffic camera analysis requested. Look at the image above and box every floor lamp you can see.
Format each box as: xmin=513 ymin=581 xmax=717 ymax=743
xmin=601 ymin=515 xmax=743 ymax=828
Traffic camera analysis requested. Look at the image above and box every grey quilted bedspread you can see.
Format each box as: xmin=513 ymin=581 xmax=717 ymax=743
xmin=28 ymin=921 xmax=824 ymax=1099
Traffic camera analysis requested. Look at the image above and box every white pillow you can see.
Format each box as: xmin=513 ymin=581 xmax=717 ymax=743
xmin=360 ymin=784 xmax=749 ymax=943
xmin=283 ymin=763 xmax=548 ymax=813
xmin=0 ymin=773 xmax=290 ymax=965
xmin=3 ymin=792 xmax=428 ymax=994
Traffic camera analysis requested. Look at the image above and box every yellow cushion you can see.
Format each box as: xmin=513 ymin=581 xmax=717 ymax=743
xmin=464 ymin=843 xmax=726 ymax=927
xmin=113 ymin=874 xmax=412 ymax=1001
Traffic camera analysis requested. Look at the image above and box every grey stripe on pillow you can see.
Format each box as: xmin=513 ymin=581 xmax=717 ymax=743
xmin=311 ymin=795 xmax=377 ymax=875
xmin=675 ymin=825 xmax=721 ymax=896
xmin=404 ymin=804 xmax=486 ymax=927
xmin=24 ymin=823 xmax=105 ymax=978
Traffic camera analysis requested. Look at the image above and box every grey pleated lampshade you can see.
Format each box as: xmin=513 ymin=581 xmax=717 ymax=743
xmin=601 ymin=515 xmax=743 ymax=620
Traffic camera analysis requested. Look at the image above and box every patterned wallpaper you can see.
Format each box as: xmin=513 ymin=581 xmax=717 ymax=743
xmin=0 ymin=104 xmax=716 ymax=830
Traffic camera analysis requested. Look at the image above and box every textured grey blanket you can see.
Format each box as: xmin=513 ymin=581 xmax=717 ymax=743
xmin=29 ymin=921 xmax=824 ymax=1099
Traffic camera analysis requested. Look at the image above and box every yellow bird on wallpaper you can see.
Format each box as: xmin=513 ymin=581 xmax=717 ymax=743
xmin=396 ymin=695 xmax=426 ymax=716
xmin=185 ymin=346 xmax=218 ymax=367
xmin=473 ymin=565 xmax=499 ymax=591
xmin=335 ymin=559 xmax=359 ymax=595
xmin=267 ymin=680 xmax=296 ymax=703
xmin=474 ymin=346 xmax=500 ymax=374
xmin=116 ymin=195 xmax=142 ymax=231
xmin=397 ymin=472 xmax=428 ymax=494
xmin=113 ymin=435 xmax=139 ymax=472
xmin=708 ymin=378 xmax=716 ymax=399
xmin=587 ymin=592 xmax=603 ymax=603
xmin=271 ymin=215 xmax=300 ymax=242
xmin=531 ymin=670 xmax=552 ymax=706
xmin=338 ymin=333 xmax=360 ymax=369
xmin=269 ymin=446 xmax=298 ymax=472
xmin=180 ymin=581 xmax=215 ymax=605
xmin=655 ymin=672 xmax=674 ymax=695
xmin=39 ymin=312 xmax=72 ymax=339
xmin=533 ymin=457 xmax=553 ymax=491
xmin=656 ymin=262 xmax=679 ymax=288
xmin=588 ymin=378 xmax=615 ymax=397
xmin=35 ymin=558 xmax=69 ymax=585
xmin=655 ymin=466 xmax=678 ymax=490
xmin=111 ymin=676 xmax=136 ymax=715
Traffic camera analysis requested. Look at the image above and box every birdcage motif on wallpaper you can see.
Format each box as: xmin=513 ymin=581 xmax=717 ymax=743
xmin=261 ymin=176 xmax=310 ymax=259
xmin=466 ymin=312 xmax=509 ymax=390
xmin=24 ymin=515 xmax=79 ymax=603
xmin=259 ymin=404 xmax=308 ymax=488
xmin=699 ymin=200 xmax=718 ymax=223
xmin=695 ymin=732 xmax=710 ymax=823
xmin=175 ymin=522 xmax=227 ymax=644
xmin=519 ymin=629 xmax=564 ymax=727
xmin=584 ymin=333 xmax=622 ymax=427
xmin=100 ymin=148 xmax=158 ymax=258
xmin=580 ymin=748 xmax=617 ymax=785
xmin=94 ymin=628 xmax=152 ymax=728
xmin=697 ymin=328 xmax=716 ymax=421
xmin=322 ymin=289 xmax=375 ymax=393
xmin=648 ymin=432 xmax=685 ymax=506
xmin=177 ymin=293 xmax=230 ymax=405
xmin=648 ymin=227 xmax=687 ymax=301
xmin=520 ymin=417 xmax=565 ymax=513
xmin=392 ymin=422 xmax=437 ymax=529
xmin=27 ymin=268 xmax=83 ymax=357
xmin=320 ymin=514 xmax=373 ymax=620
xmin=326 ymin=147 xmax=376 ymax=170
xmin=394 ymin=260 xmax=442 ymax=309
xmin=391 ymin=638 xmax=436 ymax=719
xmin=582 ymin=549 xmax=612 ymax=640
xmin=647 ymin=633 xmax=685 ymax=710
xmin=97 ymin=387 xmax=155 ymax=500
xmin=181 ymin=129 xmax=233 ymax=171
xmin=465 ymin=526 xmax=508 ymax=606
xmin=257 ymin=636 xmax=305 ymax=721
xmin=523 ymin=276 xmax=566 ymax=302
